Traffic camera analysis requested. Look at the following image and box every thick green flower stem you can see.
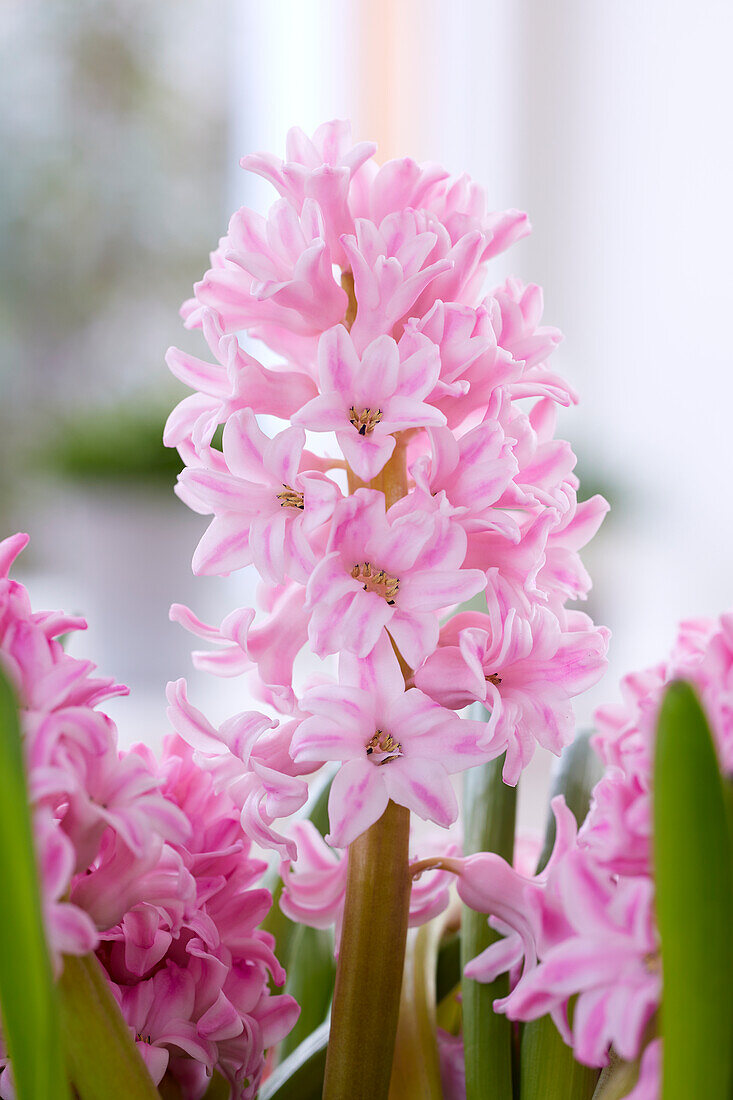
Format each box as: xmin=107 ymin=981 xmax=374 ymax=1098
xmin=322 ymin=800 xmax=412 ymax=1100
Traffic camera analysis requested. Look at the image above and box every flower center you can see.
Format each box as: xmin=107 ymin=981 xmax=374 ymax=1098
xmin=365 ymin=729 xmax=403 ymax=765
xmin=348 ymin=406 xmax=383 ymax=436
xmin=485 ymin=673 xmax=502 ymax=686
xmin=351 ymin=562 xmax=399 ymax=604
xmin=276 ymin=485 xmax=305 ymax=510
xmin=643 ymin=951 xmax=661 ymax=974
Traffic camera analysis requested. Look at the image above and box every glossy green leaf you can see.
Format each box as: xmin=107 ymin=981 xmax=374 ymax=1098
xmin=278 ymin=923 xmax=335 ymax=1062
xmin=0 ymin=664 xmax=70 ymax=1100
xmin=57 ymin=953 xmax=160 ymax=1099
xmin=654 ymin=680 xmax=733 ymax=1099
xmin=257 ymin=1019 xmax=329 ymax=1100
xmin=461 ymin=750 xmax=517 ymax=1100
xmin=520 ymin=1014 xmax=598 ymax=1100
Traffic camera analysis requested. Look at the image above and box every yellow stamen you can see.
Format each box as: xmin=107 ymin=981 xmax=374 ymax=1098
xmin=348 ymin=406 xmax=383 ymax=436
xmin=351 ymin=562 xmax=399 ymax=604
xmin=365 ymin=729 xmax=403 ymax=765
xmin=276 ymin=485 xmax=305 ymax=509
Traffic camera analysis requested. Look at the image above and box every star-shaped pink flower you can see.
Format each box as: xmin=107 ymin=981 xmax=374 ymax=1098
xmin=291 ymin=637 xmax=492 ymax=845
xmin=178 ymin=409 xmax=339 ymax=584
xmin=306 ymin=488 xmax=486 ymax=667
xmin=415 ymin=577 xmax=609 ymax=782
xmin=292 ymin=324 xmax=445 ymax=481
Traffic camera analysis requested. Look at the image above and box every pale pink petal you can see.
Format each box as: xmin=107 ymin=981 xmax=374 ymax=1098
xmin=336 ymin=427 xmax=395 ymax=481
xmin=388 ymin=610 xmax=439 ymax=669
xmin=326 ymin=759 xmax=389 ymax=847
xmin=318 ymin=324 xmax=361 ymax=393
xmin=192 ymin=515 xmax=252 ymax=576
xmin=293 ymin=392 xmax=347 ymax=431
xmin=383 ymin=757 xmax=458 ymax=826
xmin=398 ymin=568 xmax=486 ymax=612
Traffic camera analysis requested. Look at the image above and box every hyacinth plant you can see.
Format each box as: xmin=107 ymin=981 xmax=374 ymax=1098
xmin=1 ymin=122 xmax=732 ymax=1100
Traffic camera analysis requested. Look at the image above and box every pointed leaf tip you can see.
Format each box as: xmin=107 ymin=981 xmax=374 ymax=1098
xmin=654 ymin=679 xmax=733 ymax=1100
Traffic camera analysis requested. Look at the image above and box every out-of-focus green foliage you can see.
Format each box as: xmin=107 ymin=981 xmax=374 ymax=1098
xmin=0 ymin=665 xmax=70 ymax=1100
xmin=36 ymin=399 xmax=183 ymax=483
xmin=654 ymin=680 xmax=733 ymax=1100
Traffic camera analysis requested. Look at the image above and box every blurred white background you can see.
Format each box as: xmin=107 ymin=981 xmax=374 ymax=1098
xmin=3 ymin=0 xmax=733 ymax=828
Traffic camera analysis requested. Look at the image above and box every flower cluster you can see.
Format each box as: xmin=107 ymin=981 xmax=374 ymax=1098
xmin=0 ymin=535 xmax=296 ymax=1099
xmin=165 ymin=119 xmax=609 ymax=869
xmin=105 ymin=737 xmax=298 ymax=1098
xmin=456 ymin=609 xmax=733 ymax=1098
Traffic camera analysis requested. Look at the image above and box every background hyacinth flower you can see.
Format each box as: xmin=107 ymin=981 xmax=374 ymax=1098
xmin=279 ymin=819 xmax=457 ymax=950
xmin=448 ymin=604 xmax=733 ymax=1099
xmin=0 ymin=535 xmax=298 ymax=1098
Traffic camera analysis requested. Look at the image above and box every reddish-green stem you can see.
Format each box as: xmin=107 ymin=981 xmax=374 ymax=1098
xmin=323 ymin=800 xmax=411 ymax=1098
xmin=323 ymin=442 xmax=412 ymax=1098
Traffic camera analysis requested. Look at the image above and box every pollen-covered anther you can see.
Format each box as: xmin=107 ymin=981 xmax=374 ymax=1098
xmin=365 ymin=729 xmax=403 ymax=765
xmin=350 ymin=562 xmax=399 ymax=604
xmin=486 ymin=673 xmax=503 ymax=686
xmin=348 ymin=406 xmax=383 ymax=436
xmin=643 ymin=951 xmax=661 ymax=974
xmin=276 ymin=485 xmax=305 ymax=510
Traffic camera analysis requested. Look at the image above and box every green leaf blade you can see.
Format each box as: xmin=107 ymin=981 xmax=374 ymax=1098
xmin=461 ymin=750 xmax=517 ymax=1100
xmin=57 ymin=952 xmax=160 ymax=1099
xmin=654 ymin=680 xmax=733 ymax=1100
xmin=257 ymin=1019 xmax=329 ymax=1100
xmin=0 ymin=664 xmax=70 ymax=1100
xmin=520 ymin=1014 xmax=598 ymax=1100
xmin=278 ymin=924 xmax=335 ymax=1063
